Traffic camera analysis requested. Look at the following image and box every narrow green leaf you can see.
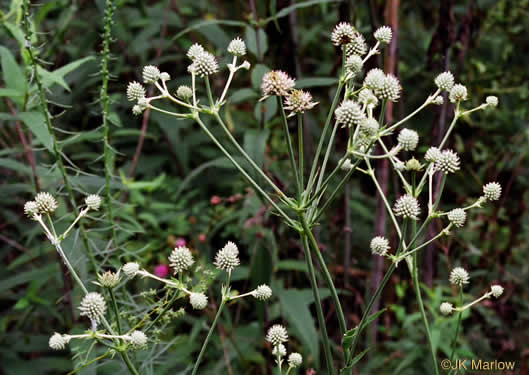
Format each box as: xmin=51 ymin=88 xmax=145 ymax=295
xmin=296 ymin=77 xmax=338 ymax=88
xmin=172 ymin=20 xmax=247 ymax=41
xmin=263 ymin=0 xmax=341 ymax=24
xmin=341 ymin=308 xmax=387 ymax=351
xmin=340 ymin=348 xmax=370 ymax=372
xmin=0 ymin=46 xmax=26 ymax=100
xmin=19 ymin=111 xmax=53 ymax=152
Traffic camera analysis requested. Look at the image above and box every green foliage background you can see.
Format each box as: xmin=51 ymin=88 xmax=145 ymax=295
xmin=1 ymin=0 xmax=528 ymax=374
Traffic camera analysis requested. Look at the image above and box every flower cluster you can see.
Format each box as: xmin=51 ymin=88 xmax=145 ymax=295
xmin=265 ymin=325 xmax=303 ymax=369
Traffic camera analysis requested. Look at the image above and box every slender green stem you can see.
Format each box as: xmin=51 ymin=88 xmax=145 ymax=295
xmin=213 ymin=113 xmax=291 ymax=203
xmin=109 ymin=288 xmax=121 ymax=334
xmin=144 ymin=289 xmax=180 ymax=333
xmin=120 ymin=352 xmax=140 ymax=375
xmin=298 ymin=114 xmax=304 ymax=201
xmin=194 ymin=115 xmax=299 ymax=230
xmin=313 ymin=119 xmax=339 ymax=199
xmin=278 ymin=98 xmax=301 ymax=198
xmin=300 ymin=234 xmax=336 ymax=375
xmin=449 ymin=287 xmax=463 ymax=363
xmin=276 ymin=346 xmax=282 ymax=374
xmin=205 ymin=77 xmax=215 ymax=108
xmin=101 ymin=0 xmax=117 ymax=246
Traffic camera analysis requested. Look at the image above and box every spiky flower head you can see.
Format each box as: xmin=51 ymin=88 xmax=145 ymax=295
xmin=127 ymin=81 xmax=146 ymax=101
xmin=340 ymin=158 xmax=354 ymax=171
xmin=189 ymin=51 xmax=218 ymax=77
xmin=284 ymin=90 xmax=318 ymax=114
xmin=35 ymin=192 xmax=58 ymax=214
xmin=132 ymin=105 xmax=143 ymax=116
xmin=379 ymin=74 xmax=401 ymax=101
xmin=331 ymin=22 xmax=357 ymax=46
xmin=122 ymin=262 xmax=140 ymax=277
xmin=491 ymin=285 xmax=504 ymax=298
xmin=483 ymin=182 xmax=501 ymax=201
xmin=434 ymin=72 xmax=455 ymax=92
xmin=447 ymin=208 xmax=466 ymax=228
xmin=169 ymin=246 xmax=194 ymax=274
xmin=266 ymin=324 xmax=288 ymax=346
xmin=406 ymin=158 xmax=423 ymax=171
xmin=346 ymin=34 xmax=367 ymax=56
xmin=272 ymin=343 xmax=287 ymax=357
xmin=370 ymin=236 xmax=390 ymax=256
xmin=345 ymin=54 xmax=363 ymax=75
xmin=187 ymin=43 xmax=205 ymax=60
xmin=425 ymin=146 xmax=442 ymax=162
xmin=97 ymin=270 xmax=120 ymax=288
xmin=227 ymin=37 xmax=246 ymax=56
xmin=434 ymin=149 xmax=460 ymax=174
xmin=85 ymin=194 xmax=102 ymax=211
xmin=24 ymin=201 xmax=39 ymax=218
xmin=359 ymin=117 xmax=379 ymax=136
xmin=449 ymin=267 xmax=469 ymax=287
xmin=374 ymin=26 xmax=392 ymax=44
xmin=486 ymin=96 xmax=498 ymax=107
xmin=189 ymin=292 xmax=208 ymax=310
xmin=176 ymin=85 xmax=193 ymax=100
xmin=261 ymin=70 xmax=295 ymax=97
xmin=393 ymin=194 xmax=420 ymax=220
xmin=160 ymin=72 xmax=171 ymax=82
xmin=129 ymin=330 xmax=148 ymax=349
xmin=449 ymin=83 xmax=468 ymax=103
xmin=358 ymin=88 xmax=379 ymax=108
xmin=432 ymin=96 xmax=444 ymax=105
xmin=49 ymin=333 xmax=70 ymax=350
xmin=214 ymin=241 xmax=240 ymax=273
xmin=79 ymin=292 xmax=106 ymax=322
xmin=288 ymin=352 xmax=303 ymax=367
xmin=440 ymin=302 xmax=454 ymax=316
xmin=397 ymin=128 xmax=419 ymax=151
xmin=363 ymin=69 xmax=385 ymax=92
xmin=142 ymin=65 xmax=161 ymax=84
xmin=253 ymin=284 xmax=273 ymax=301
xmin=335 ymin=100 xmax=366 ymax=127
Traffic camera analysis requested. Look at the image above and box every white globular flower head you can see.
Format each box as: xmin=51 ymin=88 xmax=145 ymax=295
xmin=284 ymin=90 xmax=318 ymax=114
xmin=127 ymin=81 xmax=146 ymax=101
xmin=393 ymin=194 xmax=421 ymax=220
xmin=434 ymin=72 xmax=455 ymax=92
xmin=189 ymin=292 xmax=208 ymax=310
xmin=374 ymin=26 xmax=392 ymax=44
xmin=359 ymin=117 xmax=379 ymax=136
xmin=397 ymin=128 xmax=419 ymax=151
xmin=486 ymin=96 xmax=498 ymax=107
xmin=187 ymin=43 xmax=205 ymax=60
xmin=35 ymin=192 xmax=58 ymax=214
xmin=142 ymin=65 xmax=161 ymax=84
xmin=253 ymin=284 xmax=273 ymax=301
xmin=434 ymin=149 xmax=460 ymax=174
xmin=129 ymin=330 xmax=148 ymax=349
xmin=346 ymin=34 xmax=367 ymax=56
xmin=345 ymin=54 xmax=363 ymax=76
xmin=379 ymin=74 xmax=401 ymax=102
xmin=266 ymin=324 xmax=288 ymax=346
xmin=176 ymin=85 xmax=193 ymax=100
xmin=214 ymin=241 xmax=240 ymax=273
xmin=370 ymin=236 xmax=390 ymax=256
xmin=189 ymin=51 xmax=218 ymax=77
xmin=272 ymin=343 xmax=287 ymax=357
xmin=491 ymin=285 xmax=504 ymax=298
xmin=363 ymin=69 xmax=385 ymax=92
xmin=483 ymin=182 xmax=501 ymax=201
xmin=331 ymin=22 xmax=357 ymax=46
xmin=440 ymin=302 xmax=454 ymax=315
xmin=358 ymin=89 xmax=379 ymax=109
xmin=227 ymin=37 xmax=246 ymax=56
xmin=122 ymin=262 xmax=140 ymax=277
xmin=335 ymin=100 xmax=366 ymax=127
xmin=425 ymin=146 xmax=442 ymax=163
xmin=24 ymin=201 xmax=39 ymax=218
xmin=261 ymin=70 xmax=296 ymax=97
xmin=449 ymin=83 xmax=468 ymax=103
xmin=97 ymin=270 xmax=120 ymax=288
xmin=447 ymin=208 xmax=466 ymax=228
xmin=432 ymin=96 xmax=444 ymax=105
xmin=169 ymin=246 xmax=194 ymax=274
xmin=406 ymin=158 xmax=423 ymax=172
xmin=49 ymin=333 xmax=70 ymax=350
xmin=85 ymin=194 xmax=102 ymax=211
xmin=79 ymin=292 xmax=106 ymax=322
xmin=449 ymin=267 xmax=470 ymax=287
xmin=288 ymin=352 xmax=303 ymax=368
xmin=132 ymin=105 xmax=143 ymax=116
xmin=160 ymin=72 xmax=171 ymax=82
